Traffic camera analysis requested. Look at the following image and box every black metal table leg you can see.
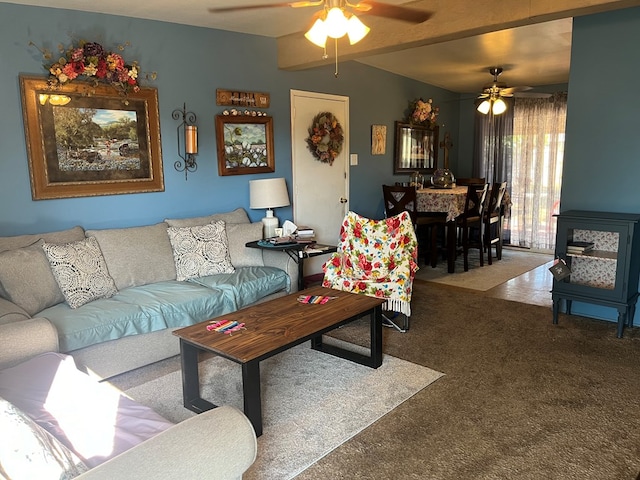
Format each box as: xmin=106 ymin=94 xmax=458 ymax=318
xmin=180 ymin=339 xmax=216 ymax=413
xmin=242 ymin=360 xmax=263 ymax=437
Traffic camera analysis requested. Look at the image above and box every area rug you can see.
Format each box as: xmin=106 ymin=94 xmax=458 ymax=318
xmin=414 ymin=247 xmax=552 ymax=291
xmin=123 ymin=338 xmax=443 ymax=480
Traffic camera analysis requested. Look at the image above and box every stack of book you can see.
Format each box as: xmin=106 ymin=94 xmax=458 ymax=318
xmin=567 ymin=241 xmax=594 ymax=254
xmin=295 ymin=226 xmax=315 ymax=243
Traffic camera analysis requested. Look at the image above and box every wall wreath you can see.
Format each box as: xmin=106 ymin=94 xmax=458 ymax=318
xmin=306 ymin=112 xmax=344 ymax=166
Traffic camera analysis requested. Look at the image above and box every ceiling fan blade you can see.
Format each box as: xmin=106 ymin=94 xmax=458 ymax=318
xmin=208 ymin=2 xmax=320 ymax=14
xmin=353 ymin=1 xmax=433 ymax=23
xmin=500 ymin=85 xmax=532 ymax=95
xmin=477 ymin=93 xmax=489 ymax=99
xmin=514 ymin=92 xmax=552 ymax=98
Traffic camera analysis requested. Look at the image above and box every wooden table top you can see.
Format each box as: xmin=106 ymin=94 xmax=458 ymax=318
xmin=173 ymin=285 xmax=384 ymax=364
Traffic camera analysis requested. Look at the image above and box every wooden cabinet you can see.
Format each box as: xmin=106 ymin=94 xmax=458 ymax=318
xmin=552 ymin=210 xmax=640 ymax=337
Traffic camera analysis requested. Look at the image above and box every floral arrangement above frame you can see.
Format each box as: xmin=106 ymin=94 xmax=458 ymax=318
xmin=215 ymin=114 xmax=275 ymax=176
xmin=406 ymin=98 xmax=439 ymax=128
xmin=20 ymin=75 xmax=164 ymax=200
xmin=30 ymin=39 xmax=156 ymax=97
xmin=306 ymin=112 xmax=344 ymax=166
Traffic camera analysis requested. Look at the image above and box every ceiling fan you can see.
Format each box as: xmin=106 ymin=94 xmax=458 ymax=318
xmin=476 ymin=67 xmax=533 ymax=115
xmin=477 ymin=67 xmax=532 ymax=101
xmin=208 ymin=1 xmax=433 ymax=24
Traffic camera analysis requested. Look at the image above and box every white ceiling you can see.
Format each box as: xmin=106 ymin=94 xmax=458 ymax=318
xmin=3 ymin=0 xmax=578 ymax=94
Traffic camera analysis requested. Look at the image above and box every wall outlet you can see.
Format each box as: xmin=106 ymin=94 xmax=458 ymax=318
xmin=350 ymin=153 xmax=358 ymax=166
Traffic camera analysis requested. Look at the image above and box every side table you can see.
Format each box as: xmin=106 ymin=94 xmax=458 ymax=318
xmin=245 ymin=240 xmax=337 ymax=291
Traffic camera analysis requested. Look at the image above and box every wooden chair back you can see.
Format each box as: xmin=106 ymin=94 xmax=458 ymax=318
xmin=382 ymin=185 xmax=418 ymax=224
xmin=456 ymin=177 xmax=486 ymax=187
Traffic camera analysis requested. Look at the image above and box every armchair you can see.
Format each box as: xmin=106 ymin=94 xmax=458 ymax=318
xmin=322 ymin=211 xmax=418 ymax=332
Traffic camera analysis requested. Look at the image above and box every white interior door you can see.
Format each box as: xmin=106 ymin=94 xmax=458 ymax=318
xmin=290 ymin=89 xmax=349 ymax=278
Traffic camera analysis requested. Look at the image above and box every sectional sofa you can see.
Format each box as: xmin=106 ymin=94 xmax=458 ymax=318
xmin=0 ymin=207 xmax=298 ymax=379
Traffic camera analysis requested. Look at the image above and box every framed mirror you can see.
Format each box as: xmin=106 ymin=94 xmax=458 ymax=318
xmin=393 ymin=121 xmax=439 ymax=174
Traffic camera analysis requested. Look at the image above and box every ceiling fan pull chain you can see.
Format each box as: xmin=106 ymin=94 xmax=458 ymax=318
xmin=334 ymin=38 xmax=339 ymax=78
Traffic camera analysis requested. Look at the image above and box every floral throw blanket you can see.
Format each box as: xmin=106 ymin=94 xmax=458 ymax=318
xmin=322 ymin=211 xmax=418 ymax=316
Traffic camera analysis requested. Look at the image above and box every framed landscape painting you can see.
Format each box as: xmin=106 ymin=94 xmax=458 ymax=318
xmin=20 ymin=75 xmax=164 ymax=200
xmin=215 ymin=114 xmax=275 ymax=176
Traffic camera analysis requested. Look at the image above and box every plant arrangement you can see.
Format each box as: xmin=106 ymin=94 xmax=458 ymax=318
xmin=406 ymin=98 xmax=439 ymax=127
xmin=306 ymin=111 xmax=344 ymax=166
xmin=30 ymin=39 xmax=156 ymax=96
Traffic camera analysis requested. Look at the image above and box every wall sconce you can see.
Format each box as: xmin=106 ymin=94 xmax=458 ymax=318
xmin=172 ymin=103 xmax=198 ymax=180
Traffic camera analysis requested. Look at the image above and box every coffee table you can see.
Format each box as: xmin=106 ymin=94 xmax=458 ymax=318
xmin=172 ymin=285 xmax=384 ymax=436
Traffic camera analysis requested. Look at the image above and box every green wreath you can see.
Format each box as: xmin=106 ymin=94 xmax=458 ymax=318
xmin=306 ymin=112 xmax=344 ymax=165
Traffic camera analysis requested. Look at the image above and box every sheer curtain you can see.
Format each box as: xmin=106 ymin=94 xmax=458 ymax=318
xmin=472 ymin=93 xmax=567 ymax=252
xmin=510 ymin=93 xmax=567 ymax=251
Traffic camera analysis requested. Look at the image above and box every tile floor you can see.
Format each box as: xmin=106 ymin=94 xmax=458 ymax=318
xmin=485 ymin=254 xmax=555 ymax=307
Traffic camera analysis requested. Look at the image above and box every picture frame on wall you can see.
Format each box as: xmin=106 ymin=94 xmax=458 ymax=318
xmin=19 ymin=75 xmax=164 ymax=200
xmin=215 ymin=114 xmax=275 ymax=176
xmin=393 ymin=121 xmax=439 ymax=174
xmin=371 ymin=124 xmax=387 ymax=155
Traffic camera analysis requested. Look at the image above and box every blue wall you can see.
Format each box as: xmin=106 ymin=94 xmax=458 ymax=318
xmin=558 ymin=7 xmax=640 ymax=324
xmin=0 ymin=2 xmax=458 ymax=236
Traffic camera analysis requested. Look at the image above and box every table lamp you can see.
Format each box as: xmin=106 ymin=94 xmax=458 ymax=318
xmin=249 ymin=178 xmax=291 ymax=238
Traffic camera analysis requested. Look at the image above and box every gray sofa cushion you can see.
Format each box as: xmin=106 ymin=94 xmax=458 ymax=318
xmin=226 ymin=222 xmax=265 ymax=267
xmin=165 ymin=207 xmax=250 ymax=227
xmin=0 ymin=240 xmax=64 ymax=315
xmin=0 ymin=226 xmax=85 ymax=253
xmin=86 ymin=223 xmax=177 ymax=290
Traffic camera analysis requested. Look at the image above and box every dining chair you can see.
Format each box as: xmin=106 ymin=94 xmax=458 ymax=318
xmin=382 ymin=185 xmax=444 ymax=267
xmin=456 ymin=177 xmax=486 ymax=186
xmin=456 ymin=183 xmax=489 ymax=271
xmin=484 ymin=181 xmax=508 ymax=264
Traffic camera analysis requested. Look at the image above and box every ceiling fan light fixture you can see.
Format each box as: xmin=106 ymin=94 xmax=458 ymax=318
xmin=492 ymin=97 xmax=507 ymax=115
xmin=346 ymin=14 xmax=369 ymax=45
xmin=324 ymin=7 xmax=349 ymax=38
xmin=477 ymin=99 xmax=491 ymax=115
xmin=305 ymin=18 xmax=328 ymax=47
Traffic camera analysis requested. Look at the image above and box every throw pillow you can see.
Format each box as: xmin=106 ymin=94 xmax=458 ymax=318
xmin=225 ymin=222 xmax=265 ymax=267
xmin=42 ymin=237 xmax=118 ymax=309
xmin=165 ymin=207 xmax=250 ymax=227
xmin=0 ymin=240 xmax=64 ymax=315
xmin=0 ymin=396 xmax=88 ymax=479
xmin=167 ymin=222 xmax=235 ymax=281
xmin=86 ymin=223 xmax=176 ymax=290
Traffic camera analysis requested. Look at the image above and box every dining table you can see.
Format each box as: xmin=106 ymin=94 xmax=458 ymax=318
xmin=416 ymin=186 xmax=469 ymax=273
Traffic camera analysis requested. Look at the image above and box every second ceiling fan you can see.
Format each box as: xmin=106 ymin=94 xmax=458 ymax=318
xmin=476 ymin=67 xmax=532 ymax=115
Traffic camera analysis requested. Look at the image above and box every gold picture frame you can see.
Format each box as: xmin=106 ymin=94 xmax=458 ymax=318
xmin=20 ymin=75 xmax=164 ymax=200
xmin=215 ymin=114 xmax=275 ymax=176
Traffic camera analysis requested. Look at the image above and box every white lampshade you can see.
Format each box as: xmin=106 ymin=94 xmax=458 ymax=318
xmin=347 ymin=15 xmax=370 ymax=45
xmin=325 ymin=7 xmax=349 ymax=38
xmin=477 ymin=99 xmax=491 ymax=114
xmin=305 ymin=18 xmax=328 ymax=48
xmin=492 ymin=97 xmax=507 ymax=114
xmin=249 ymin=178 xmax=291 ymax=238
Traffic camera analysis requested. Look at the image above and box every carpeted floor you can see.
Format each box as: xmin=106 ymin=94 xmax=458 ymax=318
xmin=113 ymin=338 xmax=443 ymax=480
xmin=295 ymin=282 xmax=640 ymax=480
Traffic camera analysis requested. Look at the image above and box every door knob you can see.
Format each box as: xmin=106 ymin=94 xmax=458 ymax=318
xmin=340 ymin=198 xmax=348 ymax=204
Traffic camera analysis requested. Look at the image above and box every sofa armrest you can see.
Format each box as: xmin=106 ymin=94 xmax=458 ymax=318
xmin=78 ymin=405 xmax=257 ymax=480
xmin=0 ymin=296 xmax=30 ymax=326
xmin=0 ymin=317 xmax=59 ymax=370
xmin=262 ymin=250 xmax=299 ymax=292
